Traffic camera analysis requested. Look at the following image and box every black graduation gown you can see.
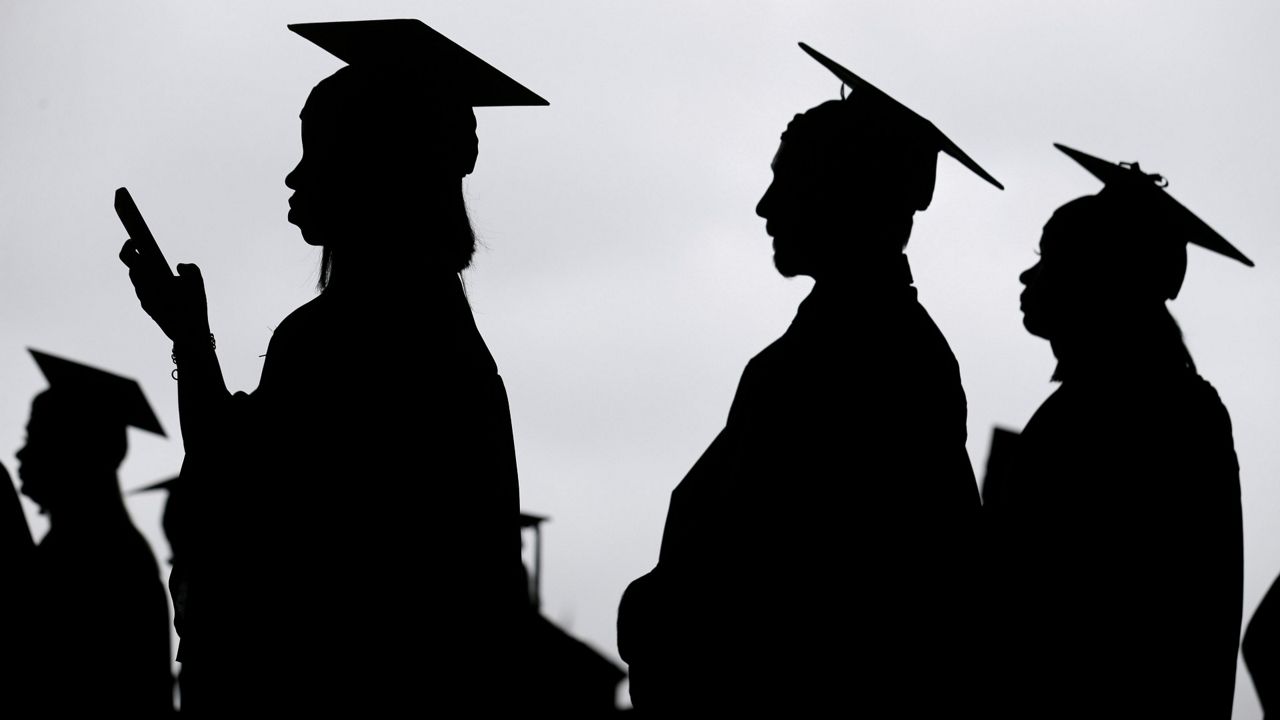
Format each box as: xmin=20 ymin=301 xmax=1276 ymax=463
xmin=0 ymin=466 xmax=34 ymax=709
xmin=175 ymin=278 xmax=525 ymax=714
xmin=982 ymin=362 xmax=1242 ymax=719
xmin=619 ymin=258 xmax=981 ymax=714
xmin=26 ymin=515 xmax=174 ymax=715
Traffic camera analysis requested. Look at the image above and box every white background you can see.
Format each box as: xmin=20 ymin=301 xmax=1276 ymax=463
xmin=2 ymin=2 xmax=1278 ymax=715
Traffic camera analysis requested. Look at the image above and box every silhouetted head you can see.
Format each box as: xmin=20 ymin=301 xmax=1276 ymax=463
xmin=757 ymin=100 xmax=937 ymax=278
xmin=284 ymin=20 xmax=547 ymax=288
xmin=1020 ymin=145 xmax=1253 ymax=349
xmin=286 ymin=66 xmax=480 ymax=275
xmin=756 ymin=43 xmax=1002 ymax=280
xmin=1020 ymin=193 xmax=1168 ymax=342
xmin=16 ymin=351 xmax=164 ymax=515
xmin=16 ymin=391 xmax=127 ymax=513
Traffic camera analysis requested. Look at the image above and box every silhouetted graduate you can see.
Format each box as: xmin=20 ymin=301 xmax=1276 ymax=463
xmin=131 ymin=476 xmax=192 ymax=705
xmin=618 ymin=43 xmax=1000 ymax=714
xmin=119 ymin=19 xmax=543 ymax=714
xmin=12 ymin=350 xmax=174 ymax=715
xmin=983 ymin=145 xmax=1247 ymax=719
xmin=132 ymin=476 xmax=183 ymax=569
xmin=0 ymin=461 xmax=32 ymax=565
xmin=0 ymin=459 xmax=34 ymax=713
xmin=517 ymin=514 xmax=627 ymax=715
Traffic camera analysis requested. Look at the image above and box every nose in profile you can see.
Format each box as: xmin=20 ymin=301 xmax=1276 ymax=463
xmin=756 ymin=181 xmax=775 ymax=220
xmin=285 ymin=159 xmax=304 ymax=191
xmin=1020 ymin=262 xmax=1039 ymax=286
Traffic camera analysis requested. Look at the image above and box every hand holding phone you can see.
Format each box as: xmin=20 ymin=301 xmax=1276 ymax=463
xmin=116 ymin=187 xmax=209 ymax=343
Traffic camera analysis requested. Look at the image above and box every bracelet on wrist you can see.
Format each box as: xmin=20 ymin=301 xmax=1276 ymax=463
xmin=171 ymin=333 xmax=216 ymax=380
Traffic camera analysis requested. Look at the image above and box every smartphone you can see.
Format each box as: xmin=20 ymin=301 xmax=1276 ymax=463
xmin=114 ymin=187 xmax=174 ymax=277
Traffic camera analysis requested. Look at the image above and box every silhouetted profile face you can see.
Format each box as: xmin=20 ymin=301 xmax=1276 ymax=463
xmin=755 ymin=100 xmax=936 ymax=279
xmin=1019 ymin=209 xmax=1078 ymax=341
xmin=285 ymin=66 xmax=478 ymax=272
xmin=15 ymin=392 xmax=126 ymax=514
xmin=1019 ymin=193 xmax=1187 ymax=342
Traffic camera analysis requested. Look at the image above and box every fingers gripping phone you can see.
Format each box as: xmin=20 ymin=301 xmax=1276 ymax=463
xmin=115 ymin=187 xmax=174 ymax=277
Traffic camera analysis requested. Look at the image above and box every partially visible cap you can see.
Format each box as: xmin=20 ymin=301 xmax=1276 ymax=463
xmin=29 ymin=350 xmax=165 ymax=437
xmin=796 ymin=42 xmax=1003 ymax=193
xmin=1055 ymin=143 xmax=1254 ymax=268
xmin=130 ymin=476 xmax=179 ymax=495
xmin=289 ymin=19 xmax=548 ymax=107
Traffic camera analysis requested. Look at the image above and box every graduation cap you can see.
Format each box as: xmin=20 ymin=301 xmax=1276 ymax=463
xmin=289 ymin=19 xmax=547 ymax=107
xmin=795 ymin=42 xmax=1003 ymax=203
xmin=1055 ymin=143 xmax=1254 ymax=268
xmin=130 ymin=476 xmax=178 ymax=495
xmin=29 ymin=349 xmax=165 ymax=437
xmin=289 ymin=19 xmax=545 ymax=179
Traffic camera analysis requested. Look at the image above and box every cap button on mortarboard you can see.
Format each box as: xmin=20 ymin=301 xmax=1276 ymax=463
xmin=1055 ymin=143 xmax=1254 ymax=268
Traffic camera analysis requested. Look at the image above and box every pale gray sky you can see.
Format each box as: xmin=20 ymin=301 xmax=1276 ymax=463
xmin=3 ymin=1 xmax=1278 ymax=714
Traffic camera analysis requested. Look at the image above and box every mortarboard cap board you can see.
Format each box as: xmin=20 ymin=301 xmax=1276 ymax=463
xmin=289 ymin=19 xmax=548 ymax=107
xmin=29 ymin=350 xmax=165 ymax=437
xmin=1055 ymin=143 xmax=1254 ymax=268
xmin=130 ymin=476 xmax=178 ymax=495
xmin=798 ymin=42 xmax=1003 ymax=191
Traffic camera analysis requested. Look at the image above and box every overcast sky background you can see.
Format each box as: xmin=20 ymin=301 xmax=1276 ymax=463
xmin=3 ymin=1 xmax=1279 ymax=714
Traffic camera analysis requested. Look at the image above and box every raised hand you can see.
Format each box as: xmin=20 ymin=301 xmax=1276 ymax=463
xmin=119 ymin=243 xmax=210 ymax=344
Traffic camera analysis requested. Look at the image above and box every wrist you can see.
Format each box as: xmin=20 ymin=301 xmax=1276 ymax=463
xmin=171 ymin=321 xmax=213 ymax=345
xmin=171 ymin=333 xmax=216 ymax=380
